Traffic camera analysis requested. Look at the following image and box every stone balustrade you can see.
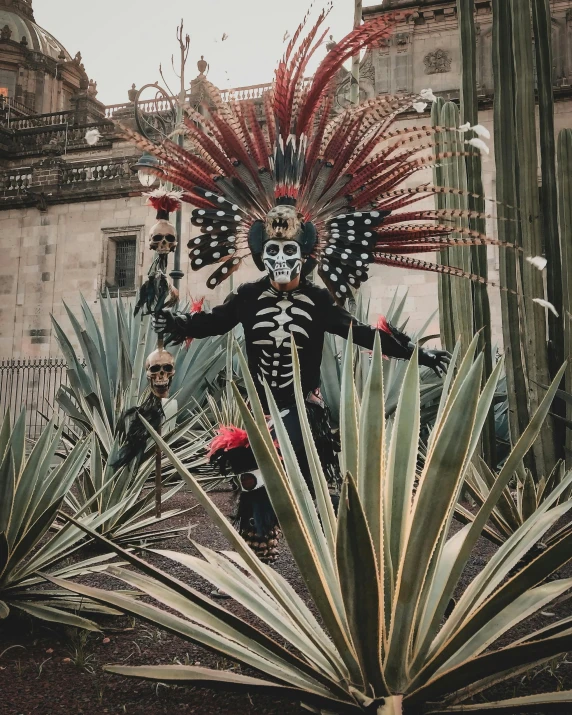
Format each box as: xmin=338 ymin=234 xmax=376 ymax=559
xmin=1 ymin=168 xmax=33 ymax=192
xmin=60 ymin=157 xmax=132 ymax=185
xmin=6 ymin=111 xmax=74 ymax=131
xmin=0 ymin=154 xmax=139 ymax=207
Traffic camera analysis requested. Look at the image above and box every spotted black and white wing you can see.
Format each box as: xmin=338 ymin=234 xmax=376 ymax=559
xmin=318 ymin=210 xmax=391 ymax=303
xmin=189 ymin=189 xmax=245 ymax=283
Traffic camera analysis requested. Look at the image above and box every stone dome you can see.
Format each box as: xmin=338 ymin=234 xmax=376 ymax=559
xmin=0 ymin=0 xmax=72 ymax=61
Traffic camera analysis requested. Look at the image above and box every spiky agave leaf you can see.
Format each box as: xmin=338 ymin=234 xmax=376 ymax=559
xmin=0 ymin=412 xmax=121 ymax=629
xmin=47 ymin=341 xmax=572 ymax=712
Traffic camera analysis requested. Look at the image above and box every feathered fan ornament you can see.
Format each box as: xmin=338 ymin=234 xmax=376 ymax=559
xmin=118 ymin=8 xmax=528 ymax=306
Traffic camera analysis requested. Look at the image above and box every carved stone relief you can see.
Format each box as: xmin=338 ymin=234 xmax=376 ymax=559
xmin=424 ymin=49 xmax=452 ymax=74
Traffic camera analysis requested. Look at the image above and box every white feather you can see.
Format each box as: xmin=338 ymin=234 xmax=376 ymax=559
xmin=533 ymin=298 xmax=559 ymax=317
xmin=413 ymin=102 xmax=428 ymax=113
xmin=458 ymin=122 xmax=471 ymax=133
xmin=472 ymin=124 xmax=491 ymax=139
xmin=468 ymin=138 xmax=490 ymax=155
xmin=85 ymin=129 xmax=102 ymax=146
xmin=420 ymin=88 xmax=437 ymax=102
xmin=526 ymin=256 xmax=547 ymax=271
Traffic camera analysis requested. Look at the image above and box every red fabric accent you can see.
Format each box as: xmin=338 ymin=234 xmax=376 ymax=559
xmin=184 ymin=297 xmax=205 ymax=350
xmin=190 ymin=297 xmax=205 ymax=314
xmin=208 ymin=425 xmax=249 ymax=458
xmin=376 ymin=315 xmax=392 ymax=335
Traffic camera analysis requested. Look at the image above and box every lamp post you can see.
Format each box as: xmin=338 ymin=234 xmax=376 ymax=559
xmin=129 ymin=22 xmax=190 ymax=290
xmin=350 ymin=0 xmax=363 ymax=105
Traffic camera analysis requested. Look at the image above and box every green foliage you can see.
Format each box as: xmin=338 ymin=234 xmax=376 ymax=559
xmin=320 ymin=290 xmax=442 ymax=431
xmin=51 ymin=292 xmax=229 ymax=449
xmin=457 ymin=460 xmax=572 ymax=548
xmin=491 ymin=0 xmax=563 ymax=475
xmin=557 ymin=128 xmax=572 ymax=465
xmin=49 ymin=340 xmax=572 ymax=713
xmin=0 ymin=412 xmax=120 ymax=629
xmin=60 ymin=431 xmax=203 ymax=548
xmin=50 ymin=292 xmax=232 ymax=543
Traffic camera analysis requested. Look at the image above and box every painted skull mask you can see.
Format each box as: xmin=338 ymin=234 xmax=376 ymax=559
xmin=145 ymin=348 xmax=175 ymax=398
xmin=150 ymin=219 xmax=177 ymax=254
xmin=265 ymin=205 xmax=302 ymax=241
xmin=263 ymin=240 xmax=302 ymax=284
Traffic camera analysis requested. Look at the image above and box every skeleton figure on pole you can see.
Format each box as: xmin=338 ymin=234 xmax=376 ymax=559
xmin=113 ymin=191 xmax=182 ymax=517
xmin=117 ymin=9 xmax=526 ymax=566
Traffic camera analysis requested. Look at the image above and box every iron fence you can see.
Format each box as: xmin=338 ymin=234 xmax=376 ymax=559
xmin=0 ymin=357 xmax=71 ymax=440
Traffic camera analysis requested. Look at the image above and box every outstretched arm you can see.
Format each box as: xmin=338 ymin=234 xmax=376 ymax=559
xmin=153 ymin=290 xmax=240 ymax=344
xmin=323 ymin=295 xmax=450 ymax=376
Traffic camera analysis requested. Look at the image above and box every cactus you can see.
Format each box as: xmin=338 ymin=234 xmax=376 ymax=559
xmin=432 ymin=98 xmax=455 ymax=353
xmin=532 ymin=0 xmax=566 ymax=447
xmin=457 ymin=0 xmax=495 ymax=465
xmin=491 ymin=0 xmax=531 ymax=453
xmin=441 ymin=101 xmax=474 ymax=356
xmin=557 ymin=129 xmax=572 ymax=465
xmin=490 ymin=0 xmax=560 ymax=475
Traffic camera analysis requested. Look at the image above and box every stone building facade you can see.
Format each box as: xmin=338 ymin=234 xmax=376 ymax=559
xmin=1 ymin=0 xmax=572 ymax=358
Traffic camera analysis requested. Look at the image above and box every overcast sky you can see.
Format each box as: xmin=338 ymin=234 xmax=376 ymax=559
xmin=34 ymin=0 xmax=365 ymax=106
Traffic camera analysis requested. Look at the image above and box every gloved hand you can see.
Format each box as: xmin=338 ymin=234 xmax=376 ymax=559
xmin=419 ymin=347 xmax=451 ymax=377
xmin=151 ymin=310 xmax=172 ymax=335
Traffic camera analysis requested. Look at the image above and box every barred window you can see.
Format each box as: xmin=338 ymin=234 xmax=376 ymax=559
xmin=106 ymin=235 xmax=137 ymax=293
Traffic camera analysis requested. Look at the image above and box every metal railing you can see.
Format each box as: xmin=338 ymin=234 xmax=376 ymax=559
xmin=0 ymin=357 xmax=72 ymax=440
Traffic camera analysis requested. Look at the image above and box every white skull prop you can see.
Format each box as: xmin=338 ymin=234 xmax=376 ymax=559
xmin=263 ymin=240 xmax=303 ymax=284
xmin=150 ymin=219 xmax=177 ymax=254
xmin=265 ymin=205 xmax=302 ymax=241
xmin=145 ymin=348 xmax=176 ymax=398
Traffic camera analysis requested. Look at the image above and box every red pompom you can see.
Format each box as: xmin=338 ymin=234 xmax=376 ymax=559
xmin=208 ymin=425 xmax=249 ymax=458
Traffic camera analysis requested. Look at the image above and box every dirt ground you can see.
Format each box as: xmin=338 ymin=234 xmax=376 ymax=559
xmin=1 ymin=488 xmax=571 ymax=715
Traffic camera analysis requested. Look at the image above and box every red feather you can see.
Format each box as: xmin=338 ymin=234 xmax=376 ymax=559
xmin=146 ymin=192 xmax=182 ymax=215
xmin=208 ymin=425 xmax=250 ymax=458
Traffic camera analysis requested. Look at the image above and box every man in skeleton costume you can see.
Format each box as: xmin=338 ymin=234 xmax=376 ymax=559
xmin=153 ymin=202 xmax=449 ymax=562
xmin=123 ymin=10 xmax=512 ymax=562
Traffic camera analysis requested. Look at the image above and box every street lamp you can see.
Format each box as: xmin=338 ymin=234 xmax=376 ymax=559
xmin=131 ymin=152 xmax=161 ymax=188
xmin=130 ymin=79 xmax=185 ymax=287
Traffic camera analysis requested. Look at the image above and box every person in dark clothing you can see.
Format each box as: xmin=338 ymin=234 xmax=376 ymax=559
xmin=154 ymin=232 xmax=449 ymax=565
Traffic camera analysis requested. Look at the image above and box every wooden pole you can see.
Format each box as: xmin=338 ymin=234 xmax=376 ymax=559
xmin=155 ymin=422 xmax=162 ymax=518
xmin=155 ymin=334 xmax=164 ymax=518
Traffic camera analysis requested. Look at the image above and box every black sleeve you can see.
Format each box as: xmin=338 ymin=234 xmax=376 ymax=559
xmin=322 ymin=292 xmax=414 ymax=360
xmin=164 ymin=289 xmax=241 ymax=344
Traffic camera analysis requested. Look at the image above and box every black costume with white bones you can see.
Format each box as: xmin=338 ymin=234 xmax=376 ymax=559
xmin=155 ymin=264 xmax=449 ymax=564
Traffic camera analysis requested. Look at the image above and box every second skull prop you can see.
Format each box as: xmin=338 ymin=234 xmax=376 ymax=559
xmin=150 ymin=218 xmax=177 ymax=254
xmin=146 ymin=348 xmax=176 ymax=399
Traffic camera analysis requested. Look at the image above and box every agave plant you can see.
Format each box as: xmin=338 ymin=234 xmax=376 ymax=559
xmin=456 ymin=459 xmax=572 ymax=548
xmin=321 ymin=289 xmax=443 ymax=431
xmin=47 ymin=335 xmax=572 ymax=712
xmin=51 ymin=292 xmax=230 ymax=449
xmin=60 ymin=428 xmax=206 ymax=548
xmin=0 ymin=412 xmax=120 ymax=629
xmin=49 ymin=292 xmax=233 ymax=540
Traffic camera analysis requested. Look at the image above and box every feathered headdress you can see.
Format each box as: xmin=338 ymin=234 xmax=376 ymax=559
xmin=119 ymin=10 xmax=514 ymax=303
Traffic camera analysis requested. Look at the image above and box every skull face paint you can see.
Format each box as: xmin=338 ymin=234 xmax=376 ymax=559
xmin=263 ymin=240 xmax=302 ymax=284
xmin=145 ymin=348 xmax=176 ymax=398
xmin=265 ymin=206 xmax=302 ymax=241
xmin=150 ymin=219 xmax=177 ymax=254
